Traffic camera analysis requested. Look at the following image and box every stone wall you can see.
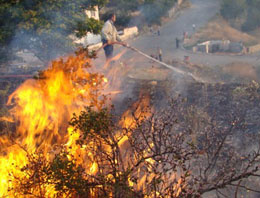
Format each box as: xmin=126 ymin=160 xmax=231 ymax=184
xmin=248 ymin=44 xmax=260 ymax=54
xmin=120 ymin=27 xmax=139 ymax=40
xmin=195 ymin=40 xmax=243 ymax=54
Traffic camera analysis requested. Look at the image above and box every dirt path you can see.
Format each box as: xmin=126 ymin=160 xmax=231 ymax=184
xmin=123 ymin=0 xmax=260 ymax=67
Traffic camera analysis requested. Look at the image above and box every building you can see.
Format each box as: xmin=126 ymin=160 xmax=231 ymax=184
xmin=85 ymin=6 xmax=99 ymax=21
xmin=73 ymin=6 xmax=101 ymax=46
xmin=194 ymin=40 xmax=244 ymax=54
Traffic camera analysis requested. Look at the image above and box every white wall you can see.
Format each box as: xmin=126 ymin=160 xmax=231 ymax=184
xmin=85 ymin=6 xmax=99 ymax=21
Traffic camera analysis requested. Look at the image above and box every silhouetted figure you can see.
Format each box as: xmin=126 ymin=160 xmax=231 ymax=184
xmin=150 ymin=27 xmax=153 ymax=34
xmin=176 ymin=37 xmax=179 ymax=48
xmin=158 ymin=47 xmax=162 ymax=61
xmin=192 ymin=24 xmax=196 ymax=32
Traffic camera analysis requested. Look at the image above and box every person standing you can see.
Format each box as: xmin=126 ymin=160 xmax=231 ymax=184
xmin=101 ymin=13 xmax=124 ymax=60
xmin=157 ymin=26 xmax=161 ymax=36
xmin=192 ymin=24 xmax=196 ymax=32
xmin=176 ymin=37 xmax=179 ymax=48
xmin=158 ymin=47 xmax=162 ymax=61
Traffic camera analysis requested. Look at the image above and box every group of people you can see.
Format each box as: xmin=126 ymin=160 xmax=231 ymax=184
xmin=150 ymin=47 xmax=163 ymax=62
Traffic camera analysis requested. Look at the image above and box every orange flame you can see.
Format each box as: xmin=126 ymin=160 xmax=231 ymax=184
xmin=0 ymin=51 xmax=107 ymax=197
xmin=0 ymin=49 xmax=184 ymax=197
xmin=103 ymin=49 xmax=127 ymax=70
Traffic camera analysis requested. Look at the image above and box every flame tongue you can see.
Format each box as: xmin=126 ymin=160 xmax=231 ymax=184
xmin=6 ymin=53 xmax=100 ymax=152
xmin=0 ymin=51 xmax=108 ymax=196
xmin=0 ymin=49 xmax=171 ymax=197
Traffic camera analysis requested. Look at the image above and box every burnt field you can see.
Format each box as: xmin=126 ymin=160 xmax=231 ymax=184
xmin=0 ymin=56 xmax=260 ymax=197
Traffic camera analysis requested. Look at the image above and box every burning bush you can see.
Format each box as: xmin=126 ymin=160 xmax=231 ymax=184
xmin=1 ymin=48 xmax=260 ymax=197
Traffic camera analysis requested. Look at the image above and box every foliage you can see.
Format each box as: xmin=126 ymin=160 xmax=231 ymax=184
xmin=5 ymin=49 xmax=260 ymax=197
xmin=114 ymin=14 xmax=131 ymax=28
xmin=70 ymin=106 xmax=113 ymax=144
xmin=242 ymin=0 xmax=260 ymax=31
xmin=104 ymin=0 xmax=177 ymax=26
xmin=46 ymin=151 xmax=91 ymax=197
xmin=0 ymin=0 xmax=107 ymax=63
xmin=11 ymin=149 xmax=92 ymax=197
xmin=10 ymin=92 xmax=260 ymax=197
xmin=70 ymin=105 xmax=141 ymax=197
xmin=141 ymin=0 xmax=177 ymax=25
xmin=220 ymin=0 xmax=247 ymax=20
xmin=107 ymin=0 xmax=141 ymax=11
xmin=90 ymin=0 xmax=109 ymax=9
xmin=220 ymin=0 xmax=260 ymax=31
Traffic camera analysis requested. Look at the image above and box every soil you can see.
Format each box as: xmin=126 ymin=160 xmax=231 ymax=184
xmin=222 ymin=62 xmax=259 ymax=81
xmin=185 ymin=16 xmax=259 ymax=47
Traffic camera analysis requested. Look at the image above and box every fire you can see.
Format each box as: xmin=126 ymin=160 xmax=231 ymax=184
xmin=0 ymin=51 xmax=108 ymax=197
xmin=103 ymin=49 xmax=127 ymax=70
xmin=0 ymin=48 xmax=185 ymax=197
xmin=120 ymin=94 xmax=151 ymax=129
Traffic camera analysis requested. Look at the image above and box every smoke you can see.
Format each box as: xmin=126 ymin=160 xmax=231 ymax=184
xmin=129 ymin=0 xmax=177 ymax=27
xmin=5 ymin=0 xmax=96 ymax=66
xmin=10 ymin=30 xmax=74 ymax=64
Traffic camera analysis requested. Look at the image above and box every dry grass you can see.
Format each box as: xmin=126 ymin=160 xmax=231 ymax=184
xmin=222 ymin=62 xmax=259 ymax=81
xmin=249 ymin=28 xmax=260 ymax=39
xmin=186 ymin=16 xmax=259 ymax=47
xmin=128 ymin=66 xmax=170 ymax=81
